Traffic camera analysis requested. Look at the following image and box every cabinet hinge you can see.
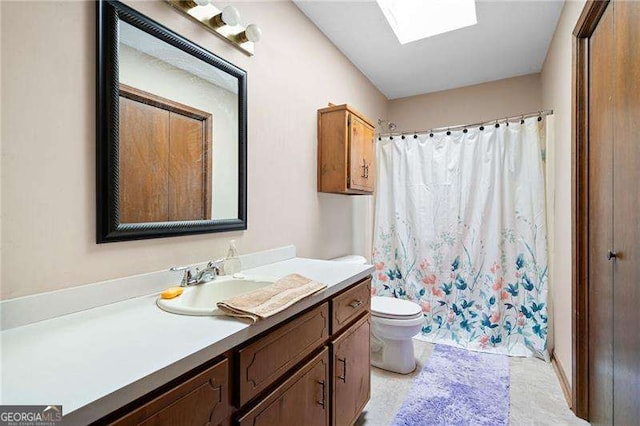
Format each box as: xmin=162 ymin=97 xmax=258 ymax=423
xmin=347 ymin=115 xmax=351 ymax=126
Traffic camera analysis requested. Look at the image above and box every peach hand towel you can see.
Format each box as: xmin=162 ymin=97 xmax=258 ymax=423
xmin=216 ymin=273 xmax=327 ymax=323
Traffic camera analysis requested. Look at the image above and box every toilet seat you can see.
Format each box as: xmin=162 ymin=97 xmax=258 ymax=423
xmin=371 ymin=296 xmax=423 ymax=320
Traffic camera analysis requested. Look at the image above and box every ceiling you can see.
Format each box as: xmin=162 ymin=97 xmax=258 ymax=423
xmin=293 ymin=0 xmax=564 ymax=99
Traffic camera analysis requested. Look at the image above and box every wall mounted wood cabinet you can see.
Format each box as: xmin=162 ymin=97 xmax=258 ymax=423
xmin=317 ymin=104 xmax=375 ymax=195
xmin=105 ymin=278 xmax=372 ymax=426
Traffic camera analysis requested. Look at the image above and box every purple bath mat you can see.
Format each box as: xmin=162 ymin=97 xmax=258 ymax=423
xmin=391 ymin=344 xmax=510 ymax=426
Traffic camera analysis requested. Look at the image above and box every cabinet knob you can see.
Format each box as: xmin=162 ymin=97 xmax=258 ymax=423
xmin=607 ymin=250 xmax=618 ymax=260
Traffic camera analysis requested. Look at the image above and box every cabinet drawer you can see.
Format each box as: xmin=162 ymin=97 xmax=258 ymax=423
xmin=331 ymin=279 xmax=371 ymax=334
xmin=237 ymin=303 xmax=329 ymax=406
xmin=236 ymin=348 xmax=329 ymax=426
xmin=112 ymin=358 xmax=231 ymax=426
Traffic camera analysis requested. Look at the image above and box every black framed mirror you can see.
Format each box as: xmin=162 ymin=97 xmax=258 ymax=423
xmin=96 ymin=0 xmax=247 ymax=243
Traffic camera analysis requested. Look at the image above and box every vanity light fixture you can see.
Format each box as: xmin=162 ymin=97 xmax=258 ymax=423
xmin=164 ymin=1 xmax=261 ymax=56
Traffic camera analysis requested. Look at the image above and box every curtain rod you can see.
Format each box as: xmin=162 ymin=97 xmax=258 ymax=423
xmin=377 ymin=109 xmax=553 ymax=138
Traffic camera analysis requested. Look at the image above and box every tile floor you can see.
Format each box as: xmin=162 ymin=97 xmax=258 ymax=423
xmin=357 ymin=339 xmax=588 ymax=425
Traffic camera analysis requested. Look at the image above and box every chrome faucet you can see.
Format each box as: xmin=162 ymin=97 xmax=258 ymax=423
xmin=170 ymin=259 xmax=225 ymax=287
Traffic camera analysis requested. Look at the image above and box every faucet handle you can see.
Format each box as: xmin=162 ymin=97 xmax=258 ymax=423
xmin=170 ymin=266 xmax=193 ymax=286
xmin=207 ymin=258 xmax=226 ymax=276
xmin=208 ymin=258 xmax=226 ymax=267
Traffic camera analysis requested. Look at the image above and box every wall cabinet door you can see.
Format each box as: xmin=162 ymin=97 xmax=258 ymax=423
xmin=237 ymin=348 xmax=329 ymax=426
xmin=331 ymin=314 xmax=371 ymax=426
xmin=348 ymin=114 xmax=374 ymax=193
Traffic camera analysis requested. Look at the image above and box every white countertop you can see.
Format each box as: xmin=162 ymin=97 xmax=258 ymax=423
xmin=0 ymin=257 xmax=374 ymax=425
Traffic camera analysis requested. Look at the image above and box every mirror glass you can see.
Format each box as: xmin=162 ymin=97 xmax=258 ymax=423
xmin=97 ymin=1 xmax=247 ymax=243
xmin=118 ymin=20 xmax=239 ymax=223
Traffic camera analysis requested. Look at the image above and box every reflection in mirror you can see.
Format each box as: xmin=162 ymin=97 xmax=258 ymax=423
xmin=118 ymin=20 xmax=239 ymax=223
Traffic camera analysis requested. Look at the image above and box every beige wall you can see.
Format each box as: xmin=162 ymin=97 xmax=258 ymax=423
xmin=388 ymin=73 xmax=542 ymax=132
xmin=541 ymin=0 xmax=587 ymax=388
xmin=0 ymin=0 xmax=387 ymax=299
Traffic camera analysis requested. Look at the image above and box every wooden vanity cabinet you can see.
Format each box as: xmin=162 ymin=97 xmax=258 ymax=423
xmin=107 ymin=278 xmax=372 ymax=426
xmin=317 ymin=104 xmax=375 ymax=195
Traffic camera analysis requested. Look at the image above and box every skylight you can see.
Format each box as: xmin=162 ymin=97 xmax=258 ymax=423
xmin=376 ymin=0 xmax=477 ymax=44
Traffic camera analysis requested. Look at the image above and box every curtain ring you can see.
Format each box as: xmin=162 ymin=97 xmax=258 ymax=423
xmin=446 ymin=128 xmax=451 ymax=136
xmin=495 ymin=119 xmax=500 ymax=128
xmin=520 ymin=114 xmax=524 ymax=124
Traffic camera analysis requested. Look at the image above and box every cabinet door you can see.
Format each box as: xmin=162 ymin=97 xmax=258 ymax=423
xmin=237 ymin=348 xmax=329 ymax=426
xmin=348 ymin=114 xmax=374 ymax=192
xmin=112 ymin=358 xmax=231 ymax=426
xmin=331 ymin=314 xmax=371 ymax=426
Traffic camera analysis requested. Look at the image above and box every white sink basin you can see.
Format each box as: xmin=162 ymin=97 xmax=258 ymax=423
xmin=156 ymin=275 xmax=277 ymax=316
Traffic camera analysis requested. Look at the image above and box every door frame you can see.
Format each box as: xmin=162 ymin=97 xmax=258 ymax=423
xmin=571 ymin=0 xmax=610 ymax=419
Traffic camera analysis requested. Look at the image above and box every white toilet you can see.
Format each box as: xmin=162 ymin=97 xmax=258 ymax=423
xmin=331 ymin=255 xmax=425 ymax=375
xmin=370 ymin=296 xmax=424 ymax=374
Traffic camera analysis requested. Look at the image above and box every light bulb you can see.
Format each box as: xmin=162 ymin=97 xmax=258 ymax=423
xmin=244 ymin=24 xmax=262 ymax=43
xmin=209 ymin=5 xmax=240 ymax=28
xmin=221 ymin=6 xmax=241 ymax=26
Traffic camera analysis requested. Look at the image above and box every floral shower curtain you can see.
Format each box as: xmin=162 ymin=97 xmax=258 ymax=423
xmin=372 ymin=116 xmax=549 ymax=359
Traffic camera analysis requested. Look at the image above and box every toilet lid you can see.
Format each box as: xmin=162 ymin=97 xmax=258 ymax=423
xmin=371 ymin=296 xmax=423 ymax=319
